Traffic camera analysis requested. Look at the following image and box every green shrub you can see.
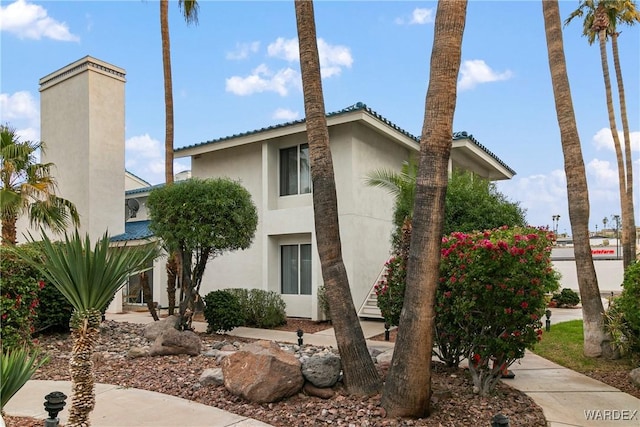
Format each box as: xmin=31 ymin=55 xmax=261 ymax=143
xmin=227 ymin=288 xmax=287 ymax=328
xmin=34 ymin=279 xmax=73 ymax=334
xmin=616 ymin=262 xmax=640 ymax=358
xmin=0 ymin=245 xmax=41 ymax=349
xmin=203 ymin=290 xmax=244 ymax=333
xmin=552 ymin=288 xmax=580 ymax=308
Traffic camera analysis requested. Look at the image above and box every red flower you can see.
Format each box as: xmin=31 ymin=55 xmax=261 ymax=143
xmin=38 ymin=280 xmax=46 ymax=289
xmin=521 ymin=301 xmax=529 ymax=309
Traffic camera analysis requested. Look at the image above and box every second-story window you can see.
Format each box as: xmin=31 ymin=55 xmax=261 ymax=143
xmin=280 ymin=143 xmax=311 ymax=196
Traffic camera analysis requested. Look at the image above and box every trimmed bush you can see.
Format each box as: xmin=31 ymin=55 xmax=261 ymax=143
xmin=227 ymin=288 xmax=287 ymax=328
xmin=0 ymin=245 xmax=41 ymax=349
xmin=552 ymin=288 xmax=580 ymax=308
xmin=203 ymin=290 xmax=244 ymax=333
xmin=34 ymin=279 xmax=73 ymax=334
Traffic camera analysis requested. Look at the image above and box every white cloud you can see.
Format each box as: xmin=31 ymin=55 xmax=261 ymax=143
xmin=592 ymin=127 xmax=640 ymax=152
xmin=225 ymin=65 xmax=299 ymax=96
xmin=272 ymin=108 xmax=299 ymax=121
xmin=226 ymin=37 xmax=352 ymax=97
xmin=410 ymin=8 xmax=435 ymax=25
xmin=0 ymin=91 xmax=39 ymax=123
xmin=586 ymin=158 xmax=619 ymax=189
xmin=457 ymin=60 xmax=513 ymax=91
xmin=267 ymin=37 xmax=299 ymax=62
xmin=0 ymin=0 xmax=79 ymax=41
xmin=395 ymin=8 xmax=435 ymax=25
xmin=226 ymin=41 xmax=260 ymax=60
xmin=125 ymin=133 xmax=189 ymax=185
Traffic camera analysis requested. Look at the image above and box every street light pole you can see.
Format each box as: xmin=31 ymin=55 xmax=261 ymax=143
xmin=613 ymin=214 xmax=621 ymax=259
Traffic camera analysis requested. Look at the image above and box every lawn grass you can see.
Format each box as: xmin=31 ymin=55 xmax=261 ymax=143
xmin=530 ymin=319 xmax=635 ymax=373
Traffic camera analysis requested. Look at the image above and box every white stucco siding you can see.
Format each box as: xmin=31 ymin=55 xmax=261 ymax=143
xmin=343 ymin=125 xmax=410 ymax=309
xmin=190 ymin=143 xmax=264 ymax=298
xmin=39 ymin=58 xmax=126 ymax=242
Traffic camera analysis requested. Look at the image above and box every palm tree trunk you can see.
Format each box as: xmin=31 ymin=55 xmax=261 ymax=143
xmin=542 ymin=0 xmax=607 ymax=358
xmin=1 ymin=213 xmax=17 ymax=245
xmin=294 ymin=0 xmax=381 ymax=396
xmin=161 ymin=0 xmax=182 ymax=317
xmin=67 ymin=308 xmax=102 ymax=427
xmin=611 ymin=33 xmax=637 ymax=264
xmin=382 ymin=0 xmax=467 ymax=418
xmin=593 ymin=7 xmax=631 ymax=269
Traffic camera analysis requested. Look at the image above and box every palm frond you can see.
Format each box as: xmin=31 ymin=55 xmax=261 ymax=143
xmin=1 ymin=347 xmax=49 ymax=410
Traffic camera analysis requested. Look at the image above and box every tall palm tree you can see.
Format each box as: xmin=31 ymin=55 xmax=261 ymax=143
xmin=17 ymin=231 xmax=158 ymax=427
xmin=381 ymin=0 xmax=467 ymax=418
xmin=0 ymin=125 xmax=79 ymax=245
xmin=565 ymin=0 xmax=639 ymax=267
xmin=160 ymin=0 xmax=199 ymax=315
xmin=543 ymin=0 xmax=608 ymax=357
xmin=294 ymin=0 xmax=381 ymax=396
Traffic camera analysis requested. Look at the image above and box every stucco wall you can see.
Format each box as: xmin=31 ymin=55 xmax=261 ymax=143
xmin=39 ymin=58 xmax=125 ymax=242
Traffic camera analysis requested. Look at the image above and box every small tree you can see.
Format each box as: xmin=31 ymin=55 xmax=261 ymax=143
xmin=147 ymin=178 xmax=258 ymax=330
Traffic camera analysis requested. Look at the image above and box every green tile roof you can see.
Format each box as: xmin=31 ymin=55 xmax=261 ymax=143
xmin=174 ymin=102 xmax=514 ymax=176
xmin=110 ymin=220 xmax=153 ymax=242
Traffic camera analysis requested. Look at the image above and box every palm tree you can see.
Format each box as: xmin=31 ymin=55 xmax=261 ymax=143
xmin=1 ymin=125 xmax=80 ymax=245
xmin=381 ymin=0 xmax=468 ymax=418
xmin=543 ymin=0 xmax=608 ymax=357
xmin=365 ymin=158 xmax=417 ymax=249
xmin=17 ymin=231 xmax=158 ymax=426
xmin=294 ymin=0 xmax=381 ymax=396
xmin=565 ymin=0 xmax=639 ymax=267
xmin=160 ymin=0 xmax=199 ymax=315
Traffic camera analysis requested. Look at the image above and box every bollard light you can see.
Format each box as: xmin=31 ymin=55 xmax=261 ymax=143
xmin=43 ymin=391 xmax=67 ymax=427
xmin=545 ymin=309 xmax=552 ymax=332
xmin=384 ymin=323 xmax=390 ymax=341
xmin=297 ymin=328 xmax=304 ymax=346
xmin=491 ymin=413 xmax=510 ymax=427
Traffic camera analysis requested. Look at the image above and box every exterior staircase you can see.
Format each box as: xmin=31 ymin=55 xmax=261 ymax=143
xmin=357 ymin=262 xmax=388 ymax=319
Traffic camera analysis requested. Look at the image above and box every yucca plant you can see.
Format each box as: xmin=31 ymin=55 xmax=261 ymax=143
xmin=1 ymin=346 xmax=49 ymax=412
xmin=17 ymin=230 xmax=158 ymax=427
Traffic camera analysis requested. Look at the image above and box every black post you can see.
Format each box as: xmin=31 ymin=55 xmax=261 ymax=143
xmin=491 ymin=413 xmax=510 ymax=427
xmin=545 ymin=309 xmax=552 ymax=332
xmin=384 ymin=322 xmax=390 ymax=341
xmin=43 ymin=391 xmax=67 ymax=427
xmin=296 ymin=329 xmax=304 ymax=346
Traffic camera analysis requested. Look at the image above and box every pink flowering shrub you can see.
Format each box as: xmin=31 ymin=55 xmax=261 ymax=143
xmin=0 ymin=245 xmax=42 ymax=349
xmin=437 ymin=226 xmax=558 ymax=395
xmin=376 ymin=225 xmax=559 ymax=396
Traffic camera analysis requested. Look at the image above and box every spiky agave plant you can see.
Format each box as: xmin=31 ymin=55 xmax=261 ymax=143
xmin=1 ymin=346 xmax=49 ymax=413
xmin=18 ymin=231 xmax=158 ymax=427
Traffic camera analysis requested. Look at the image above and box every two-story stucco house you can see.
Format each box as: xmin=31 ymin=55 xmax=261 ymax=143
xmin=130 ymin=102 xmax=513 ymax=320
xmin=34 ymin=55 xmax=514 ymax=320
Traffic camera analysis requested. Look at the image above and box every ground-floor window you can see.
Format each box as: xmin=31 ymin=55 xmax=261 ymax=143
xmin=124 ymin=262 xmax=153 ymax=304
xmin=281 ymin=243 xmax=312 ymax=295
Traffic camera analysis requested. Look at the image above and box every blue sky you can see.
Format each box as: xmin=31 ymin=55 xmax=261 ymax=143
xmin=1 ymin=0 xmax=638 ymax=235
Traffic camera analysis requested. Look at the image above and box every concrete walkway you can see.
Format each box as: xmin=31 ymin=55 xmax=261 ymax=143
xmin=5 ymin=307 xmax=639 ymax=427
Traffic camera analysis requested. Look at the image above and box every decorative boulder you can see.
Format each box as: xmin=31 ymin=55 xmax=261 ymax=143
xmin=376 ymin=348 xmax=394 ymax=364
xmin=630 ymin=367 xmax=640 ymax=388
xmin=126 ymin=346 xmax=149 ymax=359
xmin=143 ymin=315 xmax=180 ymax=341
xmin=222 ymin=340 xmax=304 ymax=403
xmin=149 ymin=328 xmax=201 ymax=356
xmin=301 ymin=352 xmax=341 ymax=388
xmin=303 ymin=383 xmax=335 ymax=399
xmin=199 ymin=368 xmax=224 ymax=386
